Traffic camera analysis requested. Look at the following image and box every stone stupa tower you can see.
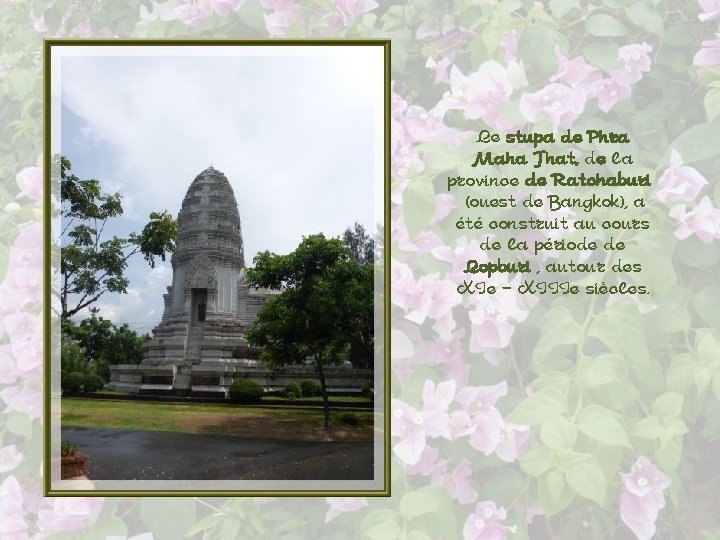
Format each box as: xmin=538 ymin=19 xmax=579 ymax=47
xmin=107 ymin=166 xmax=370 ymax=398
xmin=111 ymin=167 xmax=275 ymax=396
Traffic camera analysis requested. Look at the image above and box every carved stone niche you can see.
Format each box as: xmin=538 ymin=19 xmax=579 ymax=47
xmin=184 ymin=254 xmax=218 ymax=290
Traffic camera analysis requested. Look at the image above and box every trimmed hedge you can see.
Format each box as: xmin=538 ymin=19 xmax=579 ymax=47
xmin=83 ymin=373 xmax=106 ymax=392
xmin=229 ymin=379 xmax=264 ymax=404
xmin=62 ymin=371 xmax=85 ymax=393
xmin=283 ymin=382 xmax=301 ymax=400
xmin=300 ymin=379 xmax=320 ymax=397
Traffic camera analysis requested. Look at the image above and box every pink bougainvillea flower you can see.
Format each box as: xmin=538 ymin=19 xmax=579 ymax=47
xmin=332 ymin=0 xmax=378 ymax=27
xmin=467 ymin=277 xmax=536 ymax=352
xmin=0 ymin=476 xmax=27 ymax=539
xmin=260 ymin=0 xmax=302 ymax=36
xmin=324 ymin=497 xmax=368 ymax=523
xmin=0 ymin=444 xmax=23 ymax=473
xmin=36 ymin=497 xmax=104 ymax=534
xmin=699 ymin=0 xmax=720 ymax=21
xmin=463 ymin=501 xmax=514 ymax=540
xmin=421 ymin=379 xmax=455 ymax=439
xmin=519 ymin=83 xmax=586 ymax=130
xmin=391 ymin=398 xmax=427 ymax=464
xmin=656 ymin=149 xmax=708 ymax=204
xmin=550 ymin=49 xmax=603 ymax=97
xmin=426 ymin=329 xmax=472 ymax=387
xmin=501 ymin=30 xmax=519 ymax=62
xmin=210 ymin=0 xmax=246 ymax=16
xmin=0 ymin=376 xmax=43 ymax=419
xmin=596 ymin=76 xmax=632 ymax=113
xmin=435 ymin=61 xmax=520 ymax=130
xmin=694 ymin=34 xmax=720 ymax=66
xmin=494 ymin=422 xmax=530 ymax=462
xmin=426 ymin=56 xmax=452 ymax=84
xmin=669 ymin=195 xmax=720 ymax=243
xmin=453 ymin=382 xmax=509 ymax=454
xmin=432 ymin=458 xmax=478 ymax=505
xmin=174 ymin=1 xmax=211 ymax=25
xmin=614 ymin=43 xmax=653 ymax=84
xmin=405 ymin=445 xmax=441 ymax=476
xmin=15 ymin=154 xmax=42 ymax=200
xmin=620 ymin=456 xmax=671 ymax=540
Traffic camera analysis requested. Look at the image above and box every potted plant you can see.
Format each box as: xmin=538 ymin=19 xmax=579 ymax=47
xmin=60 ymin=440 xmax=87 ymax=479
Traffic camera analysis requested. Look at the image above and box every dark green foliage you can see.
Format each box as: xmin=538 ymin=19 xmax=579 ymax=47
xmin=300 ymin=379 xmax=320 ymax=397
xmin=63 ymin=317 xmax=148 ymax=367
xmin=60 ymin=441 xmax=80 ymax=457
xmin=228 ymin=379 xmax=264 ymax=404
xmin=62 ymin=371 xmax=85 ymax=393
xmin=83 ymin=373 xmax=106 ymax=392
xmin=246 ymin=233 xmax=373 ymax=430
xmin=361 ymin=381 xmax=374 ymax=399
xmin=58 ymin=155 xmax=177 ymax=320
xmin=338 ymin=412 xmax=359 ymax=426
xmin=283 ymin=382 xmax=301 ymax=400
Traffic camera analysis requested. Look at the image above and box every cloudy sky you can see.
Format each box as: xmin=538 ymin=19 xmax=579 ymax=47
xmin=52 ymin=45 xmax=384 ymax=332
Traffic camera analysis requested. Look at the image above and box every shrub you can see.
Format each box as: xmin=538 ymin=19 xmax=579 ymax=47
xmin=284 ymin=382 xmax=302 ymax=400
xmin=338 ymin=412 xmax=360 ymax=426
xmin=361 ymin=381 xmax=374 ymax=399
xmin=61 ymin=440 xmax=80 ymax=457
xmin=83 ymin=373 xmax=106 ymax=392
xmin=229 ymin=379 xmax=264 ymax=404
xmin=62 ymin=371 xmax=85 ymax=393
xmin=300 ymin=379 xmax=320 ymax=397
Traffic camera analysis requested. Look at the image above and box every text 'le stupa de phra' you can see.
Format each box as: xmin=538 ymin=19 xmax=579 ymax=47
xmin=108 ymin=167 xmax=370 ymax=398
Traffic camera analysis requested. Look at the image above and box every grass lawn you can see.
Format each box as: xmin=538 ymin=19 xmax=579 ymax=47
xmin=61 ymin=398 xmax=375 ymax=442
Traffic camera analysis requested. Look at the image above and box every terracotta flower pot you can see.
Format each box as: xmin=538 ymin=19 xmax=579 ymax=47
xmin=60 ymin=453 xmax=88 ymax=479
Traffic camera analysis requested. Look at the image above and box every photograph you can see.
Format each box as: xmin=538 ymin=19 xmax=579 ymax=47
xmin=46 ymin=41 xmax=388 ymax=495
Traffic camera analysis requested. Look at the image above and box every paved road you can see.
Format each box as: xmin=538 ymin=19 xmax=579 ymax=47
xmin=62 ymin=426 xmax=373 ymax=481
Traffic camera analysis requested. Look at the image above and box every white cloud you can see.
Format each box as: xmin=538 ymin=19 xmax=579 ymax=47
xmin=57 ymin=45 xmax=384 ymax=330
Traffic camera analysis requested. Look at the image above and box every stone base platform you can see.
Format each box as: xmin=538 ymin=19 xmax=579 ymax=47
xmin=107 ymin=361 xmax=373 ymax=398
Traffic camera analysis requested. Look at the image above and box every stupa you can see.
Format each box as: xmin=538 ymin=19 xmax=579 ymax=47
xmin=107 ymin=167 xmax=370 ymax=397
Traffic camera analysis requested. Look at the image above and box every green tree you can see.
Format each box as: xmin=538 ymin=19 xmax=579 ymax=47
xmin=341 ymin=222 xmax=376 ymax=369
xmin=57 ymin=155 xmax=177 ymax=321
xmin=245 ymin=234 xmax=372 ymax=430
xmin=63 ymin=317 xmax=150 ymax=381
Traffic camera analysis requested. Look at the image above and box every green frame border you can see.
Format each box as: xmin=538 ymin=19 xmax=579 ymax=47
xmin=43 ymin=38 xmax=391 ymax=498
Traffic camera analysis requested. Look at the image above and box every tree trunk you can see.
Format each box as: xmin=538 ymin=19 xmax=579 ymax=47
xmin=315 ymin=355 xmax=330 ymax=431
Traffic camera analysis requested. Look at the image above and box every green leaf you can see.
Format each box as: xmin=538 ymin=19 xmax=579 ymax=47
xmin=511 ymin=387 xmax=568 ymax=425
xmin=140 ymin=498 xmax=197 ymax=540
xmin=656 ymin=436 xmax=683 ymax=474
xmin=185 ymin=514 xmax=228 ymax=537
xmin=695 ymin=365 xmax=714 ymax=393
xmin=624 ymin=1 xmax=664 ymax=35
xmin=360 ymin=510 xmax=400 ymax=536
xmin=580 ymin=354 xmax=625 ymax=387
xmin=402 ymin=179 xmax=436 ymax=239
xmin=660 ymin=118 xmax=720 ymax=166
xmin=541 ymin=416 xmax=578 ymax=449
xmin=696 ymin=331 xmax=720 ymax=364
xmin=576 ymin=405 xmax=632 ymax=448
xmin=362 ymin=521 xmax=402 ymax=540
xmin=549 ymin=0 xmax=580 ymax=18
xmin=564 ymin=453 xmax=607 ymax=505
xmin=399 ymin=486 xmax=449 ymax=520
xmin=651 ymin=392 xmax=684 ymax=418
xmin=694 ymin=288 xmax=720 ymax=328
xmin=538 ymin=470 xmax=575 ymax=516
xmin=704 ymin=88 xmax=720 ymax=122
xmin=533 ymin=306 xmax=582 ymax=367
xmin=713 ymin=372 xmax=720 ymax=401
xmin=633 ymin=415 xmax=662 ymax=439
xmin=585 ymin=14 xmax=628 ymax=37
xmin=666 ymin=354 xmax=695 ymax=392
xmin=6 ymin=412 xmax=33 ymax=438
xmin=519 ymin=446 xmax=555 ymax=477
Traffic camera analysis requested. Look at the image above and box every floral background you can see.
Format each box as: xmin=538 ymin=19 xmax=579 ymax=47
xmin=2 ymin=0 xmax=720 ymax=538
